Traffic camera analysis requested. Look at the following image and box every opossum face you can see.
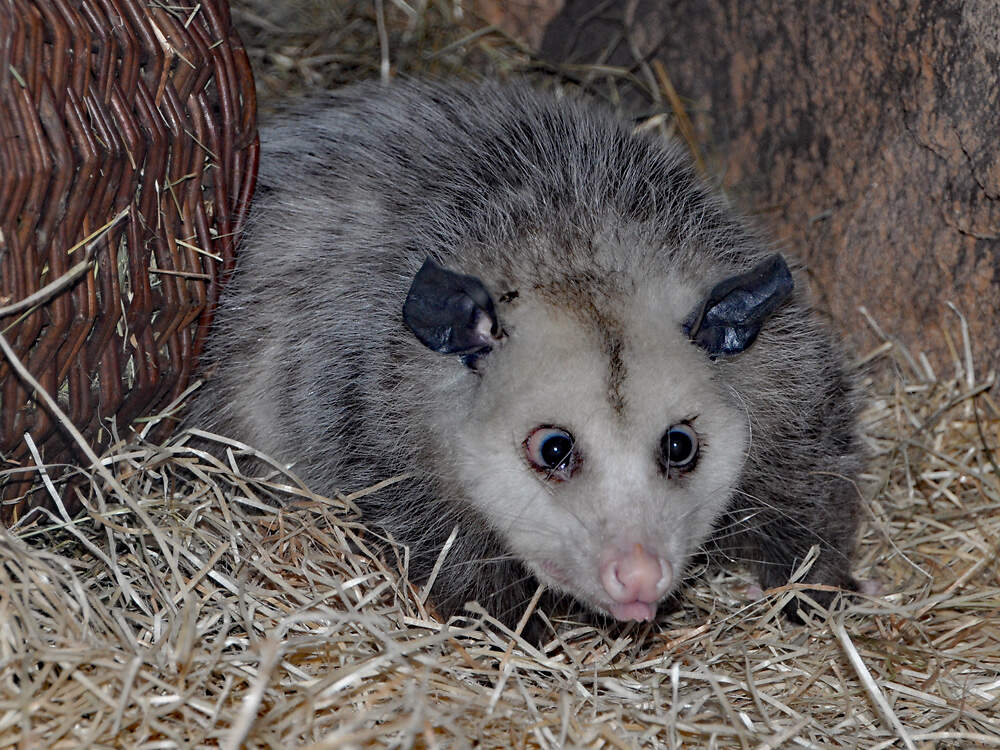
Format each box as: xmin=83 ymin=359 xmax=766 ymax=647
xmin=457 ymin=295 xmax=750 ymax=621
xmin=403 ymin=256 xmax=792 ymax=621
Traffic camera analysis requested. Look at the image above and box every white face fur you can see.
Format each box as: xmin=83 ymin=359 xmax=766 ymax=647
xmin=450 ymin=282 xmax=750 ymax=621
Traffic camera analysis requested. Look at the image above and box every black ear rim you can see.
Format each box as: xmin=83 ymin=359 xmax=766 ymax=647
xmin=402 ymin=257 xmax=502 ymax=361
xmin=685 ymin=253 xmax=794 ymax=358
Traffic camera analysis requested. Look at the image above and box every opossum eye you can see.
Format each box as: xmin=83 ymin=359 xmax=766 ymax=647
xmin=660 ymin=423 xmax=699 ymax=475
xmin=524 ymin=426 xmax=578 ymax=478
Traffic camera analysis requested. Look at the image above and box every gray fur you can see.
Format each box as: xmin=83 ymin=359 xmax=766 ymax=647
xmin=188 ymin=80 xmax=863 ymax=633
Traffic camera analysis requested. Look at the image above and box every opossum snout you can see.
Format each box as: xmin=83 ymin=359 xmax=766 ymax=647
xmin=600 ymin=544 xmax=673 ymax=621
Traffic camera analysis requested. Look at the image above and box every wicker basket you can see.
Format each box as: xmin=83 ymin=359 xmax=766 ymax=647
xmin=0 ymin=0 xmax=259 ymax=523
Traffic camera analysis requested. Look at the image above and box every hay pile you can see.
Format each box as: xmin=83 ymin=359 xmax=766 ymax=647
xmin=3 ymin=310 xmax=1000 ymax=747
xmin=3 ymin=2 xmax=999 ymax=747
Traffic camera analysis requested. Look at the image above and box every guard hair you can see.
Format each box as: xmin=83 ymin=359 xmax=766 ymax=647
xmin=188 ymin=80 xmax=864 ymax=637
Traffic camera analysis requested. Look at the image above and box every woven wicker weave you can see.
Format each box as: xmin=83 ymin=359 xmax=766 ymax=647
xmin=0 ymin=0 xmax=259 ymax=523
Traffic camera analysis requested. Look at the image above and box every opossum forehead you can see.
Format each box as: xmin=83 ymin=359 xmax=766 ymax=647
xmin=474 ymin=290 xmax=746 ymax=446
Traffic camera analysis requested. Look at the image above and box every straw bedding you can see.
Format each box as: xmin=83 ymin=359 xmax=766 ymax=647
xmin=2 ymin=2 xmax=999 ymax=747
xmin=4 ymin=316 xmax=999 ymax=747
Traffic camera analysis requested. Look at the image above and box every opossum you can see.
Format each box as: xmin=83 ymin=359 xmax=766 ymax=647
xmin=189 ymin=79 xmax=864 ymax=634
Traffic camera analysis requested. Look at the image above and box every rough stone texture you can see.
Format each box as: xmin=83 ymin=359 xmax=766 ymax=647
xmin=541 ymin=0 xmax=1000 ymax=371
xmin=472 ymin=0 xmax=565 ymax=48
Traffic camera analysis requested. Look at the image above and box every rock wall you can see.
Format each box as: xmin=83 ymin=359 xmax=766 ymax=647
xmin=541 ymin=0 xmax=1000 ymax=371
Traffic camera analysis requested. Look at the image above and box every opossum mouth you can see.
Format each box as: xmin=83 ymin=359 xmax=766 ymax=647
xmin=537 ymin=561 xmax=662 ymax=622
xmin=607 ymin=601 xmax=658 ymax=622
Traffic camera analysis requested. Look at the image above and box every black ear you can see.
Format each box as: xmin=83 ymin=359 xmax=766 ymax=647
xmin=403 ymin=257 xmax=501 ymax=359
xmin=684 ymin=253 xmax=794 ymax=357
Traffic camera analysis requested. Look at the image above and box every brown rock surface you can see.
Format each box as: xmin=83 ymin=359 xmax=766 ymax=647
xmin=472 ymin=0 xmax=565 ymax=48
xmin=541 ymin=0 xmax=1000 ymax=371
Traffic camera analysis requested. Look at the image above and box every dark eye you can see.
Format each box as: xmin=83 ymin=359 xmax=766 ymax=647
xmin=524 ymin=426 xmax=578 ymax=479
xmin=660 ymin=423 xmax=699 ymax=475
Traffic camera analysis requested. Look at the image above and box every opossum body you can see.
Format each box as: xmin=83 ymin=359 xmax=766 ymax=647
xmin=191 ymin=80 xmax=864 ymax=632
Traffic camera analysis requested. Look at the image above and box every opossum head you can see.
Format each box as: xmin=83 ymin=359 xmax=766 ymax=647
xmin=403 ymin=255 xmax=793 ymax=621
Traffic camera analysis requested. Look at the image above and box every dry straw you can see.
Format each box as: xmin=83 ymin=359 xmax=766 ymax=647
xmin=3 ymin=291 xmax=999 ymax=747
xmin=2 ymin=1 xmax=999 ymax=747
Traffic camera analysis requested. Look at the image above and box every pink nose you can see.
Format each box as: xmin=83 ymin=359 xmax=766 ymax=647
xmin=600 ymin=544 xmax=672 ymax=619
